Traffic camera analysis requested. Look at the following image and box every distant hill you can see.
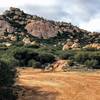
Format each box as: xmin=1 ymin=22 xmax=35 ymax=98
xmin=0 ymin=7 xmax=100 ymax=70
xmin=0 ymin=7 xmax=100 ymax=46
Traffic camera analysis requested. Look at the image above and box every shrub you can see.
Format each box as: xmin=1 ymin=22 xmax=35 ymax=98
xmin=14 ymin=48 xmax=38 ymax=66
xmin=28 ymin=59 xmax=41 ymax=68
xmin=74 ymin=52 xmax=88 ymax=63
xmin=83 ymin=47 xmax=97 ymax=51
xmin=14 ymin=49 xmax=27 ymax=60
xmin=26 ymin=50 xmax=38 ymax=60
xmin=25 ymin=44 xmax=40 ymax=48
xmin=14 ymin=41 xmax=24 ymax=46
xmin=0 ymin=88 xmax=17 ymax=100
xmin=1 ymin=53 xmax=19 ymax=67
xmin=84 ymin=59 xmax=98 ymax=68
xmin=0 ymin=60 xmax=17 ymax=100
xmin=37 ymin=53 xmax=55 ymax=64
xmin=0 ymin=60 xmax=17 ymax=86
xmin=59 ymin=52 xmax=74 ymax=60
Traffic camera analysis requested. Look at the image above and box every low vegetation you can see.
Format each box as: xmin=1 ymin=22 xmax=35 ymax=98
xmin=0 ymin=45 xmax=100 ymax=69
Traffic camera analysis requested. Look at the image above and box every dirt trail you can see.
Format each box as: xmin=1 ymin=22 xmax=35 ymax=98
xmin=17 ymin=68 xmax=100 ymax=100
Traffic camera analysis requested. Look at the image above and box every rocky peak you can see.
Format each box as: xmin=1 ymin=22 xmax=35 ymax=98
xmin=0 ymin=7 xmax=99 ymax=44
xmin=3 ymin=7 xmax=24 ymax=17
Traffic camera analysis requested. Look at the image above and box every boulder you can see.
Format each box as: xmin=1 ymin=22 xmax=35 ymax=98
xmin=62 ymin=41 xmax=73 ymax=50
xmin=22 ymin=37 xmax=31 ymax=45
xmin=63 ymin=41 xmax=81 ymax=50
xmin=48 ymin=60 xmax=72 ymax=71
xmin=71 ymin=42 xmax=80 ymax=49
xmin=25 ymin=20 xmax=58 ymax=39
xmin=83 ymin=43 xmax=100 ymax=50
xmin=62 ymin=44 xmax=71 ymax=50
xmin=0 ymin=20 xmax=14 ymax=33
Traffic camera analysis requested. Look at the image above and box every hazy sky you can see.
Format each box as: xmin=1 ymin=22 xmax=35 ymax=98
xmin=0 ymin=0 xmax=100 ymax=32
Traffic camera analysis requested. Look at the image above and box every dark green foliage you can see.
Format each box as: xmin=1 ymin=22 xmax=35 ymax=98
xmin=28 ymin=59 xmax=41 ymax=68
xmin=14 ymin=41 xmax=24 ymax=46
xmin=0 ymin=60 xmax=16 ymax=86
xmin=59 ymin=51 xmax=75 ymax=60
xmin=14 ymin=49 xmax=27 ymax=60
xmin=37 ymin=53 xmax=55 ymax=64
xmin=74 ymin=52 xmax=88 ymax=63
xmin=74 ymin=51 xmax=100 ymax=68
xmin=0 ymin=44 xmax=100 ymax=69
xmin=14 ymin=47 xmax=38 ymax=66
xmin=1 ymin=55 xmax=18 ymax=67
xmin=57 ymin=50 xmax=100 ymax=69
xmin=83 ymin=47 xmax=98 ymax=51
xmin=0 ymin=88 xmax=17 ymax=100
xmin=84 ymin=59 xmax=98 ymax=68
xmin=0 ymin=49 xmax=19 ymax=67
xmin=25 ymin=44 xmax=40 ymax=48
xmin=0 ymin=60 xmax=17 ymax=100
xmin=13 ymin=46 xmax=55 ymax=66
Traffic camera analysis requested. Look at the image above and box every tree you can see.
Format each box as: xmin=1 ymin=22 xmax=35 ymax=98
xmin=37 ymin=53 xmax=55 ymax=64
xmin=0 ymin=60 xmax=17 ymax=100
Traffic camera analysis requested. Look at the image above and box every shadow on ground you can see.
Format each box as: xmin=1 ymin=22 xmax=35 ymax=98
xmin=15 ymin=85 xmax=59 ymax=100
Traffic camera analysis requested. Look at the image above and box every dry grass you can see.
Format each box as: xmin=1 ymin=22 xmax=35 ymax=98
xmin=17 ymin=68 xmax=100 ymax=100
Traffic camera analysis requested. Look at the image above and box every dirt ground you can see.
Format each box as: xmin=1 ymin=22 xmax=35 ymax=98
xmin=17 ymin=68 xmax=100 ymax=100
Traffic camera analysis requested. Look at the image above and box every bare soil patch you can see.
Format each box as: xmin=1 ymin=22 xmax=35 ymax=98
xmin=17 ymin=68 xmax=100 ymax=100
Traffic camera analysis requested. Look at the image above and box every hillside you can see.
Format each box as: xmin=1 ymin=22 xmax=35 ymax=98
xmin=0 ymin=7 xmax=100 ymax=71
xmin=0 ymin=7 xmax=100 ymax=46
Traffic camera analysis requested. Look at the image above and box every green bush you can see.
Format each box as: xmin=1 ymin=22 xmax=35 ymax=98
xmin=0 ymin=60 xmax=17 ymax=86
xmin=83 ymin=47 xmax=97 ymax=51
xmin=0 ymin=88 xmax=17 ymax=100
xmin=28 ymin=59 xmax=41 ymax=68
xmin=14 ymin=41 xmax=24 ymax=47
xmin=59 ymin=52 xmax=74 ymax=60
xmin=37 ymin=53 xmax=55 ymax=64
xmin=0 ymin=60 xmax=17 ymax=100
xmin=14 ymin=47 xmax=38 ymax=66
xmin=74 ymin=51 xmax=100 ymax=68
xmin=84 ymin=59 xmax=98 ymax=68
xmin=74 ymin=52 xmax=88 ymax=63
xmin=25 ymin=44 xmax=40 ymax=48
xmin=0 ymin=53 xmax=19 ymax=67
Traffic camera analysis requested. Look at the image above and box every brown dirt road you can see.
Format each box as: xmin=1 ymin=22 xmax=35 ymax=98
xmin=17 ymin=68 xmax=100 ymax=100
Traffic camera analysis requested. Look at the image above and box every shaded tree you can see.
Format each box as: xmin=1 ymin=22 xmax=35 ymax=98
xmin=0 ymin=60 xmax=17 ymax=100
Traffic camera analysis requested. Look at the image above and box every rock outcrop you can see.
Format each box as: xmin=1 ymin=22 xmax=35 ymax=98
xmin=0 ymin=20 xmax=14 ymax=33
xmin=63 ymin=41 xmax=80 ymax=50
xmin=0 ymin=7 xmax=99 ymax=45
xmin=83 ymin=43 xmax=100 ymax=50
xmin=25 ymin=20 xmax=58 ymax=39
xmin=0 ymin=7 xmax=90 ymax=39
xmin=51 ymin=60 xmax=72 ymax=71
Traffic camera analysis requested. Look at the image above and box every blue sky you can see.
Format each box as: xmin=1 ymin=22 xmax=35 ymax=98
xmin=0 ymin=0 xmax=100 ymax=32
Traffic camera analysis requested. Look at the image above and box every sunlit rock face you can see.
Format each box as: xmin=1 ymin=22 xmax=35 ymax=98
xmin=83 ymin=43 xmax=100 ymax=50
xmin=25 ymin=20 xmax=58 ymax=39
xmin=0 ymin=20 xmax=14 ymax=33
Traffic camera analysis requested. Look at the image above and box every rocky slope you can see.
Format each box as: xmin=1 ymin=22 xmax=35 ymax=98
xmin=0 ymin=7 xmax=100 ymax=46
